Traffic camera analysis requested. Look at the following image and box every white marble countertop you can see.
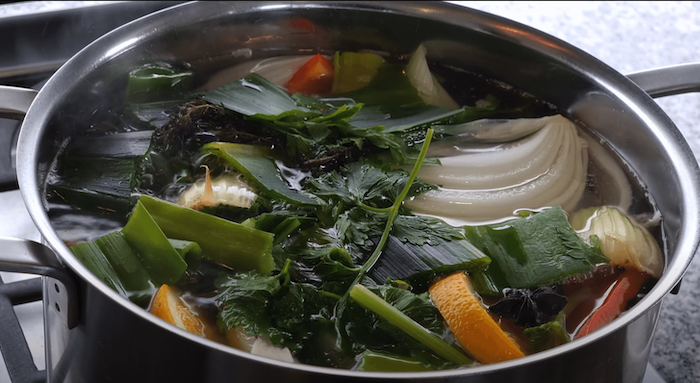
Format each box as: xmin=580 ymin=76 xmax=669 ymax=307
xmin=452 ymin=2 xmax=700 ymax=382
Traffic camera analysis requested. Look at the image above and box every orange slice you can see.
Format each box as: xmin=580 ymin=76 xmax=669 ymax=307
xmin=429 ymin=272 xmax=524 ymax=364
xmin=150 ymin=284 xmax=205 ymax=337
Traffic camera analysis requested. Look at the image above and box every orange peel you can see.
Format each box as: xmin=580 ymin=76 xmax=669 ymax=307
xmin=150 ymin=284 xmax=206 ymax=337
xmin=429 ymin=272 xmax=524 ymax=364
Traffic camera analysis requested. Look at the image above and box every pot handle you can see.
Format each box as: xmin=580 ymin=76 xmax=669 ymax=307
xmin=0 ymin=237 xmax=79 ymax=329
xmin=0 ymin=85 xmax=38 ymax=120
xmin=626 ymin=63 xmax=700 ymax=98
xmin=0 ymin=87 xmax=80 ymax=327
xmin=627 ymin=63 xmax=700 ymax=295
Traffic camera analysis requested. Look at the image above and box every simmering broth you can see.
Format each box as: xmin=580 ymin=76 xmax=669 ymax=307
xmin=44 ymin=47 xmax=663 ymax=370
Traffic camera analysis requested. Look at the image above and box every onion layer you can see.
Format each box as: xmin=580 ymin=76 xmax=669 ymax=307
xmin=405 ymin=44 xmax=460 ymax=110
xmin=406 ymin=115 xmax=588 ymax=223
xmin=199 ymin=55 xmax=316 ymax=91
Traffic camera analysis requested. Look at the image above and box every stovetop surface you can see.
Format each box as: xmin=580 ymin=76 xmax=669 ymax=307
xmin=1 ymin=1 xmax=699 ymax=382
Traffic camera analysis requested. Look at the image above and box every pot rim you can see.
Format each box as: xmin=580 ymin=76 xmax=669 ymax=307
xmin=15 ymin=0 xmax=700 ymax=377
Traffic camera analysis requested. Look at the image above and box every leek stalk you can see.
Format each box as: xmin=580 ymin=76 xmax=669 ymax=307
xmin=122 ymin=200 xmax=188 ymax=286
xmin=138 ymin=195 xmax=275 ymax=275
xmin=575 ymin=206 xmax=663 ymax=278
xmin=70 ymin=241 xmax=127 ymax=296
xmin=349 ymin=285 xmax=472 ymax=366
xmin=355 ymin=350 xmax=432 ymax=372
xmin=95 ymin=231 xmax=152 ymax=292
xmin=168 ymin=239 xmax=203 ymax=268
xmin=405 ymin=44 xmax=459 ymax=110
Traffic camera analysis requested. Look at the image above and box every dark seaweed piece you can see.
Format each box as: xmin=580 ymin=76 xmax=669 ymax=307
xmin=488 ymin=286 xmax=567 ymax=327
xmin=152 ymin=99 xmax=282 ymax=163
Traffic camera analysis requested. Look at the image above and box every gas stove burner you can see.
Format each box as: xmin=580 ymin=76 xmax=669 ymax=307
xmin=0 ymin=275 xmax=45 ymax=383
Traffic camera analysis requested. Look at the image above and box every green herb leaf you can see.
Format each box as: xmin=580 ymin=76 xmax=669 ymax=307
xmin=304 ymin=158 xmax=436 ymax=209
xmin=217 ymin=273 xmax=281 ymax=336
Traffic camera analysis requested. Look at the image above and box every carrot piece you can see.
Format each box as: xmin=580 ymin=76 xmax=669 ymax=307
xmin=429 ymin=272 xmax=525 ymax=364
xmin=285 ymin=53 xmax=333 ymax=95
xmin=575 ymin=269 xmax=648 ymax=339
xmin=289 ymin=18 xmax=316 ymax=33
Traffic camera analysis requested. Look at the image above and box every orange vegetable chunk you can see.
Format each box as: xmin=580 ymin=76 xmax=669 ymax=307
xmin=575 ymin=269 xmax=648 ymax=339
xmin=285 ymin=53 xmax=333 ymax=95
xmin=429 ymin=272 xmax=524 ymax=364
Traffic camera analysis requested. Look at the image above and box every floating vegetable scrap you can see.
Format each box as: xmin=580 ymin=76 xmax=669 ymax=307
xmin=489 ymin=286 xmax=568 ymax=327
xmin=53 ymin=44 xmax=664 ymax=371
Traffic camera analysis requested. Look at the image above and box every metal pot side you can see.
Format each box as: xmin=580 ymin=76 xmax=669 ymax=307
xmin=11 ymin=2 xmax=700 ymax=382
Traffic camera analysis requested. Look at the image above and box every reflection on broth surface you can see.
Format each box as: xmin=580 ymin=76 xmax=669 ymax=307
xmin=45 ymin=45 xmax=663 ymax=370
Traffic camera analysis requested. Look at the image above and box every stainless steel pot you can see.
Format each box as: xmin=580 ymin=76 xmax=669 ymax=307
xmin=1 ymin=1 xmax=699 ymax=382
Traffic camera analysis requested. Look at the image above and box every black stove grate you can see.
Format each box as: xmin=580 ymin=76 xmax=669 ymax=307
xmin=0 ymin=276 xmax=46 ymax=383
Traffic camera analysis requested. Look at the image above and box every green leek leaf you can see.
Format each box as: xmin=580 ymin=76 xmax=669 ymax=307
xmin=129 ymin=99 xmax=187 ymax=129
xmin=94 ymin=231 xmax=152 ymax=292
xmin=49 ymin=156 xmax=142 ymax=213
xmin=138 ymin=195 xmax=275 ymax=275
xmin=349 ymin=104 xmax=466 ymax=133
xmin=126 ymin=63 xmax=194 ymax=103
xmin=65 ymin=130 xmax=154 ymax=159
xmin=464 ymin=206 xmax=609 ymax=298
xmin=168 ymin=239 xmax=203 ymax=268
xmin=122 ymin=200 xmax=188 ymax=286
xmin=370 ymin=216 xmax=491 ymax=286
xmin=200 ymin=73 xmax=315 ymax=118
xmin=355 ymin=349 xmax=432 ymax=372
xmin=522 ymin=318 xmax=570 ymax=354
xmin=202 ymin=142 xmax=320 ymax=206
xmin=70 ymin=241 xmax=128 ymax=296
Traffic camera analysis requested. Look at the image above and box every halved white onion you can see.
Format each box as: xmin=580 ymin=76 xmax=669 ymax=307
xmin=406 ymin=115 xmax=588 ymax=223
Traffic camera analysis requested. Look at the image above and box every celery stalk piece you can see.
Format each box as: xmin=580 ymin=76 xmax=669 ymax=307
xmin=94 ymin=231 xmax=152 ymax=292
xmin=271 ymin=218 xmax=301 ymax=245
xmin=168 ymin=239 xmax=203 ymax=268
xmin=331 ymin=51 xmax=385 ymax=94
xmin=122 ymin=200 xmax=188 ymax=286
xmin=138 ymin=195 xmax=275 ymax=275
xmin=355 ymin=349 xmax=432 ymax=372
xmin=202 ymin=142 xmax=320 ymax=206
xmin=70 ymin=241 xmax=127 ymax=296
xmin=350 ymin=284 xmax=473 ymax=366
